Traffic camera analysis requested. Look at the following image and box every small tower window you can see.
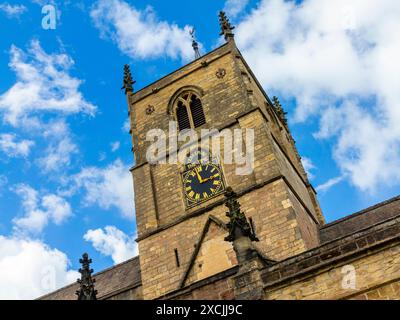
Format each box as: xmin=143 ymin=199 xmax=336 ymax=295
xmin=176 ymin=101 xmax=191 ymax=130
xmin=190 ymin=94 xmax=206 ymax=127
xmin=175 ymin=92 xmax=205 ymax=131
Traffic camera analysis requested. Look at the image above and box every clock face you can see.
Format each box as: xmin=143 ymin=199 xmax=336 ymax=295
xmin=183 ymin=163 xmax=225 ymax=207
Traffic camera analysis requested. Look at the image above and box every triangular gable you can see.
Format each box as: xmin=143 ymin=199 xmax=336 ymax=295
xmin=178 ymin=215 xmax=276 ymax=289
xmin=179 ymin=215 xmax=236 ymax=288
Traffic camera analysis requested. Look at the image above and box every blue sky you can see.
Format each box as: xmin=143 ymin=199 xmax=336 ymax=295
xmin=0 ymin=0 xmax=399 ymax=299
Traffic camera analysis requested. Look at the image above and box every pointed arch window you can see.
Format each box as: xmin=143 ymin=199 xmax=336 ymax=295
xmin=175 ymin=92 xmax=206 ymax=131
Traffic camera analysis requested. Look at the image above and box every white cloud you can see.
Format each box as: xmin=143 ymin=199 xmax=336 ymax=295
xmin=37 ymin=137 xmax=78 ymax=172
xmin=224 ymin=0 xmax=249 ymax=17
xmin=42 ymin=119 xmax=70 ymax=138
xmin=0 ymin=40 xmax=96 ymax=126
xmin=110 ymin=141 xmax=120 ymax=152
xmin=67 ymin=159 xmax=134 ymax=219
xmin=33 ymin=120 xmax=80 ymax=173
xmin=0 ymin=3 xmax=27 ymax=18
xmin=317 ymin=101 xmax=400 ymax=190
xmin=301 ymin=156 xmax=316 ymax=180
xmin=0 ymin=235 xmax=78 ymax=300
xmin=0 ymin=133 xmax=34 ymax=157
xmin=90 ymin=0 xmax=195 ymax=61
xmin=84 ymin=226 xmax=137 ymax=264
xmin=235 ymin=0 xmax=400 ymax=192
xmin=316 ymin=175 xmax=345 ymax=193
xmin=0 ymin=41 xmax=96 ymax=177
xmin=42 ymin=194 xmax=73 ymax=225
xmin=12 ymin=184 xmax=72 ymax=234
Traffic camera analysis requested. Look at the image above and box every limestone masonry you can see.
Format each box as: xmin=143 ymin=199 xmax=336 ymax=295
xmin=40 ymin=12 xmax=400 ymax=301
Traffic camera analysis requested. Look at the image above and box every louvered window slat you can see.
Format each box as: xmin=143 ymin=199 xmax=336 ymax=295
xmin=190 ymin=96 xmax=206 ymax=128
xmin=177 ymin=102 xmax=191 ymax=131
xmin=175 ymin=93 xmax=206 ymax=131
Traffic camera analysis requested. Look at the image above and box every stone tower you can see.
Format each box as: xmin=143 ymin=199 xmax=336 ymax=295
xmin=123 ymin=12 xmax=325 ymax=300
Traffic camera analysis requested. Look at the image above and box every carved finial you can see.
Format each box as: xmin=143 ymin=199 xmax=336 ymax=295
xmin=224 ymin=187 xmax=259 ymax=242
xmin=121 ymin=64 xmax=136 ymax=94
xmin=190 ymin=28 xmax=201 ymax=60
xmin=272 ymin=96 xmax=288 ymax=125
xmin=219 ymin=11 xmax=235 ymax=41
xmin=76 ymin=253 xmax=97 ymax=300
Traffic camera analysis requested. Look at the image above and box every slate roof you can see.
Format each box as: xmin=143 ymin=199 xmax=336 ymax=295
xmin=38 ymin=195 xmax=400 ymax=300
xmin=38 ymin=256 xmax=141 ymax=300
xmin=319 ymin=195 xmax=400 ymax=243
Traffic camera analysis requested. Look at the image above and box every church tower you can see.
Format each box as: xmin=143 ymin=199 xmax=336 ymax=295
xmin=123 ymin=12 xmax=325 ymax=300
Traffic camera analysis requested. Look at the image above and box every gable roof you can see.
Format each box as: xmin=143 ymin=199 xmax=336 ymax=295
xmin=38 ymin=194 xmax=400 ymax=300
xmin=320 ymin=195 xmax=400 ymax=243
xmin=38 ymin=256 xmax=141 ymax=300
xmin=130 ymin=43 xmax=231 ymax=104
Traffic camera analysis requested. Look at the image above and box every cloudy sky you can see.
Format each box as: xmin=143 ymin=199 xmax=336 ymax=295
xmin=0 ymin=0 xmax=399 ymax=299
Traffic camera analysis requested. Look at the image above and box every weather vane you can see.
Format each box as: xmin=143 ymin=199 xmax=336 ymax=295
xmin=190 ymin=28 xmax=201 ymax=59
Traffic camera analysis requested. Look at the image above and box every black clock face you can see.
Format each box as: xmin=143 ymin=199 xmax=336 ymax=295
xmin=183 ymin=163 xmax=225 ymax=207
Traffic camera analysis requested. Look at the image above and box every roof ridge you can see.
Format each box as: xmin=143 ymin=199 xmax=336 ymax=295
xmin=272 ymin=213 xmax=400 ymax=268
xmin=36 ymin=255 xmax=140 ymax=300
xmin=321 ymin=195 xmax=400 ymax=229
xmin=91 ymin=255 xmax=140 ymax=277
xmin=131 ymin=43 xmax=230 ymax=99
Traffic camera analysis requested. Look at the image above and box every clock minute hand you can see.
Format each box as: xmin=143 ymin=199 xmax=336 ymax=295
xmin=195 ymin=168 xmax=203 ymax=183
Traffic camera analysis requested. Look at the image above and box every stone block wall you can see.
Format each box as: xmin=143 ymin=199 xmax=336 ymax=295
xmin=128 ymin=42 xmax=323 ymax=300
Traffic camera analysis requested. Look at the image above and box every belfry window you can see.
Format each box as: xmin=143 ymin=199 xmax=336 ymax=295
xmin=175 ymin=92 xmax=206 ymax=131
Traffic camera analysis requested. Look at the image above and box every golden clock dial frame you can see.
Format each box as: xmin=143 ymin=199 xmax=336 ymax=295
xmin=182 ymin=162 xmax=225 ymax=208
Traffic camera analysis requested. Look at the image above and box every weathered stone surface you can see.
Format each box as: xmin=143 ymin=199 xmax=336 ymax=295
xmin=40 ymin=33 xmax=400 ymax=301
xmin=129 ymin=40 xmax=324 ymax=299
xmin=262 ymin=214 xmax=400 ymax=300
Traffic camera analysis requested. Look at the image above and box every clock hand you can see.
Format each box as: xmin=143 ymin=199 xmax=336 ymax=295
xmin=201 ymin=174 xmax=219 ymax=184
xmin=209 ymin=173 xmax=220 ymax=180
xmin=195 ymin=168 xmax=203 ymax=183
